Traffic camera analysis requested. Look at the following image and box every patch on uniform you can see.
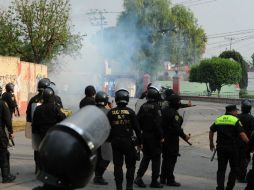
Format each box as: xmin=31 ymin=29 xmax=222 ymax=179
xmin=4 ymin=102 xmax=8 ymax=107
xmin=175 ymin=115 xmax=179 ymax=121
xmin=158 ymin=110 xmax=162 ymax=117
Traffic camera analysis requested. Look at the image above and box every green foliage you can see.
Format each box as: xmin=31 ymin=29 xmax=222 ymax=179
xmin=189 ymin=64 xmax=200 ymax=82
xmin=239 ymin=89 xmax=248 ymax=98
xmin=189 ymin=57 xmax=242 ymax=95
xmin=0 ymin=0 xmax=82 ymax=64
xmin=219 ymin=50 xmax=248 ymax=90
xmin=100 ymin=0 xmax=206 ymax=78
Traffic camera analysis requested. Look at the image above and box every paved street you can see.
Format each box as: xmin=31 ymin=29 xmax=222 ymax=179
xmin=0 ymin=100 xmax=248 ymax=190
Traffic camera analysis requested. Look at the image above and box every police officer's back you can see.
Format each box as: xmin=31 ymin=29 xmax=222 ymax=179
xmin=237 ymin=100 xmax=254 ymax=182
xmin=93 ymin=91 xmax=111 ymax=185
xmin=2 ymin=83 xmax=18 ymax=118
xmin=79 ymin=85 xmax=96 ymax=108
xmin=26 ymin=78 xmax=51 ymax=123
xmin=107 ymin=89 xmax=141 ymax=190
xmin=135 ymin=86 xmax=164 ymax=188
xmin=32 ymin=87 xmax=66 ymax=138
xmin=209 ymin=105 xmax=249 ymax=190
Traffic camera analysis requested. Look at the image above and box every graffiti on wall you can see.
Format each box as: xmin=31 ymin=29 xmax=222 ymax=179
xmin=0 ymin=74 xmax=18 ymax=89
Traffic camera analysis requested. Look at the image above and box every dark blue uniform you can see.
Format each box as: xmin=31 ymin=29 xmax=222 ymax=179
xmin=108 ymin=105 xmax=141 ymax=190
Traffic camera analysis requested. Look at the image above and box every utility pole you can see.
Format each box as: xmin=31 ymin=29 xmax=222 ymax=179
xmin=86 ymin=9 xmax=108 ymax=30
xmin=225 ymin=37 xmax=235 ymax=50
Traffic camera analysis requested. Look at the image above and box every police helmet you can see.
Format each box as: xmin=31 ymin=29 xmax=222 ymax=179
xmin=95 ymin=91 xmax=109 ymax=106
xmin=241 ymin=99 xmax=252 ymax=113
xmin=0 ymin=86 xmax=2 ymax=96
xmin=85 ymin=85 xmax=96 ymax=97
xmin=5 ymin=83 xmax=14 ymax=93
xmin=42 ymin=87 xmax=55 ymax=103
xmin=146 ymin=86 xmax=160 ymax=101
xmin=38 ymin=78 xmax=51 ymax=92
xmin=164 ymin=88 xmax=175 ymax=101
xmin=167 ymin=94 xmax=181 ymax=109
xmin=115 ymin=89 xmax=129 ymax=105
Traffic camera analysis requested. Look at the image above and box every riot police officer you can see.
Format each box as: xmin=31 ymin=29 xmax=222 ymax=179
xmin=32 ymin=106 xmax=111 ymax=190
xmin=0 ymin=87 xmax=16 ymax=183
xmin=26 ymin=78 xmax=51 ymax=173
xmin=245 ymin=132 xmax=254 ymax=190
xmin=160 ymin=93 xmax=190 ymax=187
xmin=2 ymin=83 xmax=18 ymax=119
xmin=79 ymin=85 xmax=96 ymax=108
xmin=135 ymin=86 xmax=164 ymax=188
xmin=32 ymin=87 xmax=66 ymax=173
xmin=107 ymin=89 xmax=142 ymax=190
xmin=93 ymin=91 xmax=111 ymax=185
xmin=209 ymin=105 xmax=249 ymax=190
xmin=237 ymin=100 xmax=254 ymax=182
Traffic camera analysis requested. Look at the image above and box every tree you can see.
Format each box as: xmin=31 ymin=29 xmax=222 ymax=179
xmin=99 ymin=0 xmax=206 ymax=78
xmin=0 ymin=0 xmax=82 ymax=64
xmin=189 ymin=57 xmax=242 ymax=95
xmin=219 ymin=50 xmax=248 ymax=90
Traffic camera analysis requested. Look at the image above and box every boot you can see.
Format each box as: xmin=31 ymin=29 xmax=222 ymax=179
xmin=126 ymin=180 xmax=133 ymax=190
xmin=160 ymin=178 xmax=166 ymax=185
xmin=116 ymin=182 xmax=123 ymax=190
xmin=2 ymin=168 xmax=15 ymax=183
xmin=134 ymin=176 xmax=146 ymax=188
xmin=167 ymin=181 xmax=181 ymax=187
xmin=93 ymin=176 xmax=108 ymax=185
xmin=150 ymin=180 xmax=163 ymax=188
xmin=2 ymin=174 xmax=16 ymax=183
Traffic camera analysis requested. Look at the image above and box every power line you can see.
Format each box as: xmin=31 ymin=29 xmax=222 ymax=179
xmin=86 ymin=9 xmax=121 ymax=29
xmin=174 ymin=0 xmax=217 ymax=7
xmin=207 ymin=29 xmax=254 ymax=39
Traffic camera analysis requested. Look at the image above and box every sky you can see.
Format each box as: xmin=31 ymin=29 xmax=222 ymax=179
xmin=1 ymin=0 xmax=254 ymax=60
xmin=72 ymin=0 xmax=254 ymax=61
xmin=171 ymin=0 xmax=254 ymax=61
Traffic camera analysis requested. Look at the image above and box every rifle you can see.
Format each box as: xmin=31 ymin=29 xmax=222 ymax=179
xmin=210 ymin=148 xmax=217 ymax=162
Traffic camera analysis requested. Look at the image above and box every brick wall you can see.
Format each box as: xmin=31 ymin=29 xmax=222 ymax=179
xmin=0 ymin=56 xmax=47 ymax=114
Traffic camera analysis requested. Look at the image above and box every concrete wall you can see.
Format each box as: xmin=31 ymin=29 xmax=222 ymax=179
xmin=0 ymin=56 xmax=47 ymax=114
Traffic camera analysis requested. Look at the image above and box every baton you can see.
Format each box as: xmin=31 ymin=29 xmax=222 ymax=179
xmin=10 ymin=138 xmax=15 ymax=146
xmin=210 ymin=148 xmax=217 ymax=162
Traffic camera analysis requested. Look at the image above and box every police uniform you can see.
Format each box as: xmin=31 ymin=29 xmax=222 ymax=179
xmin=210 ymin=105 xmax=246 ymax=190
xmin=2 ymin=91 xmax=18 ymax=119
xmin=93 ymin=104 xmax=111 ymax=185
xmin=32 ymin=89 xmax=66 ymax=172
xmin=0 ymin=98 xmax=15 ymax=183
xmin=160 ymin=94 xmax=189 ymax=186
xmin=135 ymin=100 xmax=164 ymax=188
xmin=245 ymin=133 xmax=254 ymax=190
xmin=80 ymin=85 xmax=96 ymax=108
xmin=79 ymin=96 xmax=96 ymax=108
xmin=108 ymin=104 xmax=141 ymax=190
xmin=237 ymin=113 xmax=254 ymax=182
xmin=26 ymin=93 xmax=44 ymax=122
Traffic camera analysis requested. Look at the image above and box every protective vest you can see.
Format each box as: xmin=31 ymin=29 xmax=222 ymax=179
xmin=215 ymin=115 xmax=238 ymax=126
